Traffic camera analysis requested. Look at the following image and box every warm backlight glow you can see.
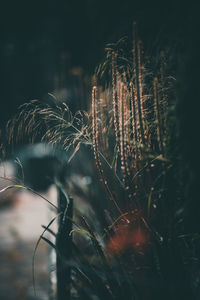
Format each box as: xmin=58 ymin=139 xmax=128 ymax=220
xmin=107 ymin=226 xmax=149 ymax=254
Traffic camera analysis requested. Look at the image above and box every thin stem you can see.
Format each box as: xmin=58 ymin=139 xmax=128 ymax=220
xmin=92 ymin=86 xmax=123 ymax=214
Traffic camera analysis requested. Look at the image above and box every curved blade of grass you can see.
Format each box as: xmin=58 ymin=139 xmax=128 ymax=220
xmin=70 ymin=228 xmax=95 ymax=239
xmin=102 ymin=212 xmax=129 ymax=240
xmin=41 ymin=236 xmax=56 ymax=249
xmin=108 ymin=212 xmax=129 ymax=230
xmin=0 ymin=184 xmax=58 ymax=210
xmin=41 ymin=225 xmax=56 ymax=237
xmin=32 ymin=214 xmax=61 ymax=296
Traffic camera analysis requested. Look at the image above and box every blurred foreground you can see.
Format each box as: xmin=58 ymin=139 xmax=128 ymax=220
xmin=0 ymin=177 xmax=57 ymax=300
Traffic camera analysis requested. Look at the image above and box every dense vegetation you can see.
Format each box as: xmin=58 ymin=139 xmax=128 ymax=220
xmin=2 ymin=22 xmax=200 ymax=300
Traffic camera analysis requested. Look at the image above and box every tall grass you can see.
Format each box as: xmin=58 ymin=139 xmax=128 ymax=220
xmin=3 ymin=23 xmax=199 ymax=300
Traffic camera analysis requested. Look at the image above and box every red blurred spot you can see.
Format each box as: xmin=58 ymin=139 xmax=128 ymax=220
xmin=107 ymin=226 xmax=149 ymax=254
xmin=132 ymin=227 xmax=147 ymax=246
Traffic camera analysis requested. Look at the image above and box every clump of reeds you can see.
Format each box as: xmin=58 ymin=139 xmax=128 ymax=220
xmin=5 ymin=22 xmax=198 ymax=300
xmin=92 ymin=22 xmax=170 ymax=215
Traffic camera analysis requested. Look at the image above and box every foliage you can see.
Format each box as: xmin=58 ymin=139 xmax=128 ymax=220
xmin=4 ymin=23 xmax=200 ymax=300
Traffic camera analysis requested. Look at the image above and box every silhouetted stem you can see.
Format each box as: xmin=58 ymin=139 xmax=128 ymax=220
xmin=133 ymin=22 xmax=145 ymax=145
xmin=56 ymin=188 xmax=73 ymax=300
xmin=92 ymin=86 xmax=122 ymax=214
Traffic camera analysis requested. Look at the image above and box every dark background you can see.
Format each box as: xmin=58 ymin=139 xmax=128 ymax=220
xmin=0 ymin=0 xmax=197 ymax=131
xmin=0 ymin=3 xmax=200 ymax=299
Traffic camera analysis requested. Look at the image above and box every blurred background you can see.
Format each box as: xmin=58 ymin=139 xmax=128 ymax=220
xmin=0 ymin=0 xmax=194 ymax=133
xmin=0 ymin=1 xmax=199 ymax=299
